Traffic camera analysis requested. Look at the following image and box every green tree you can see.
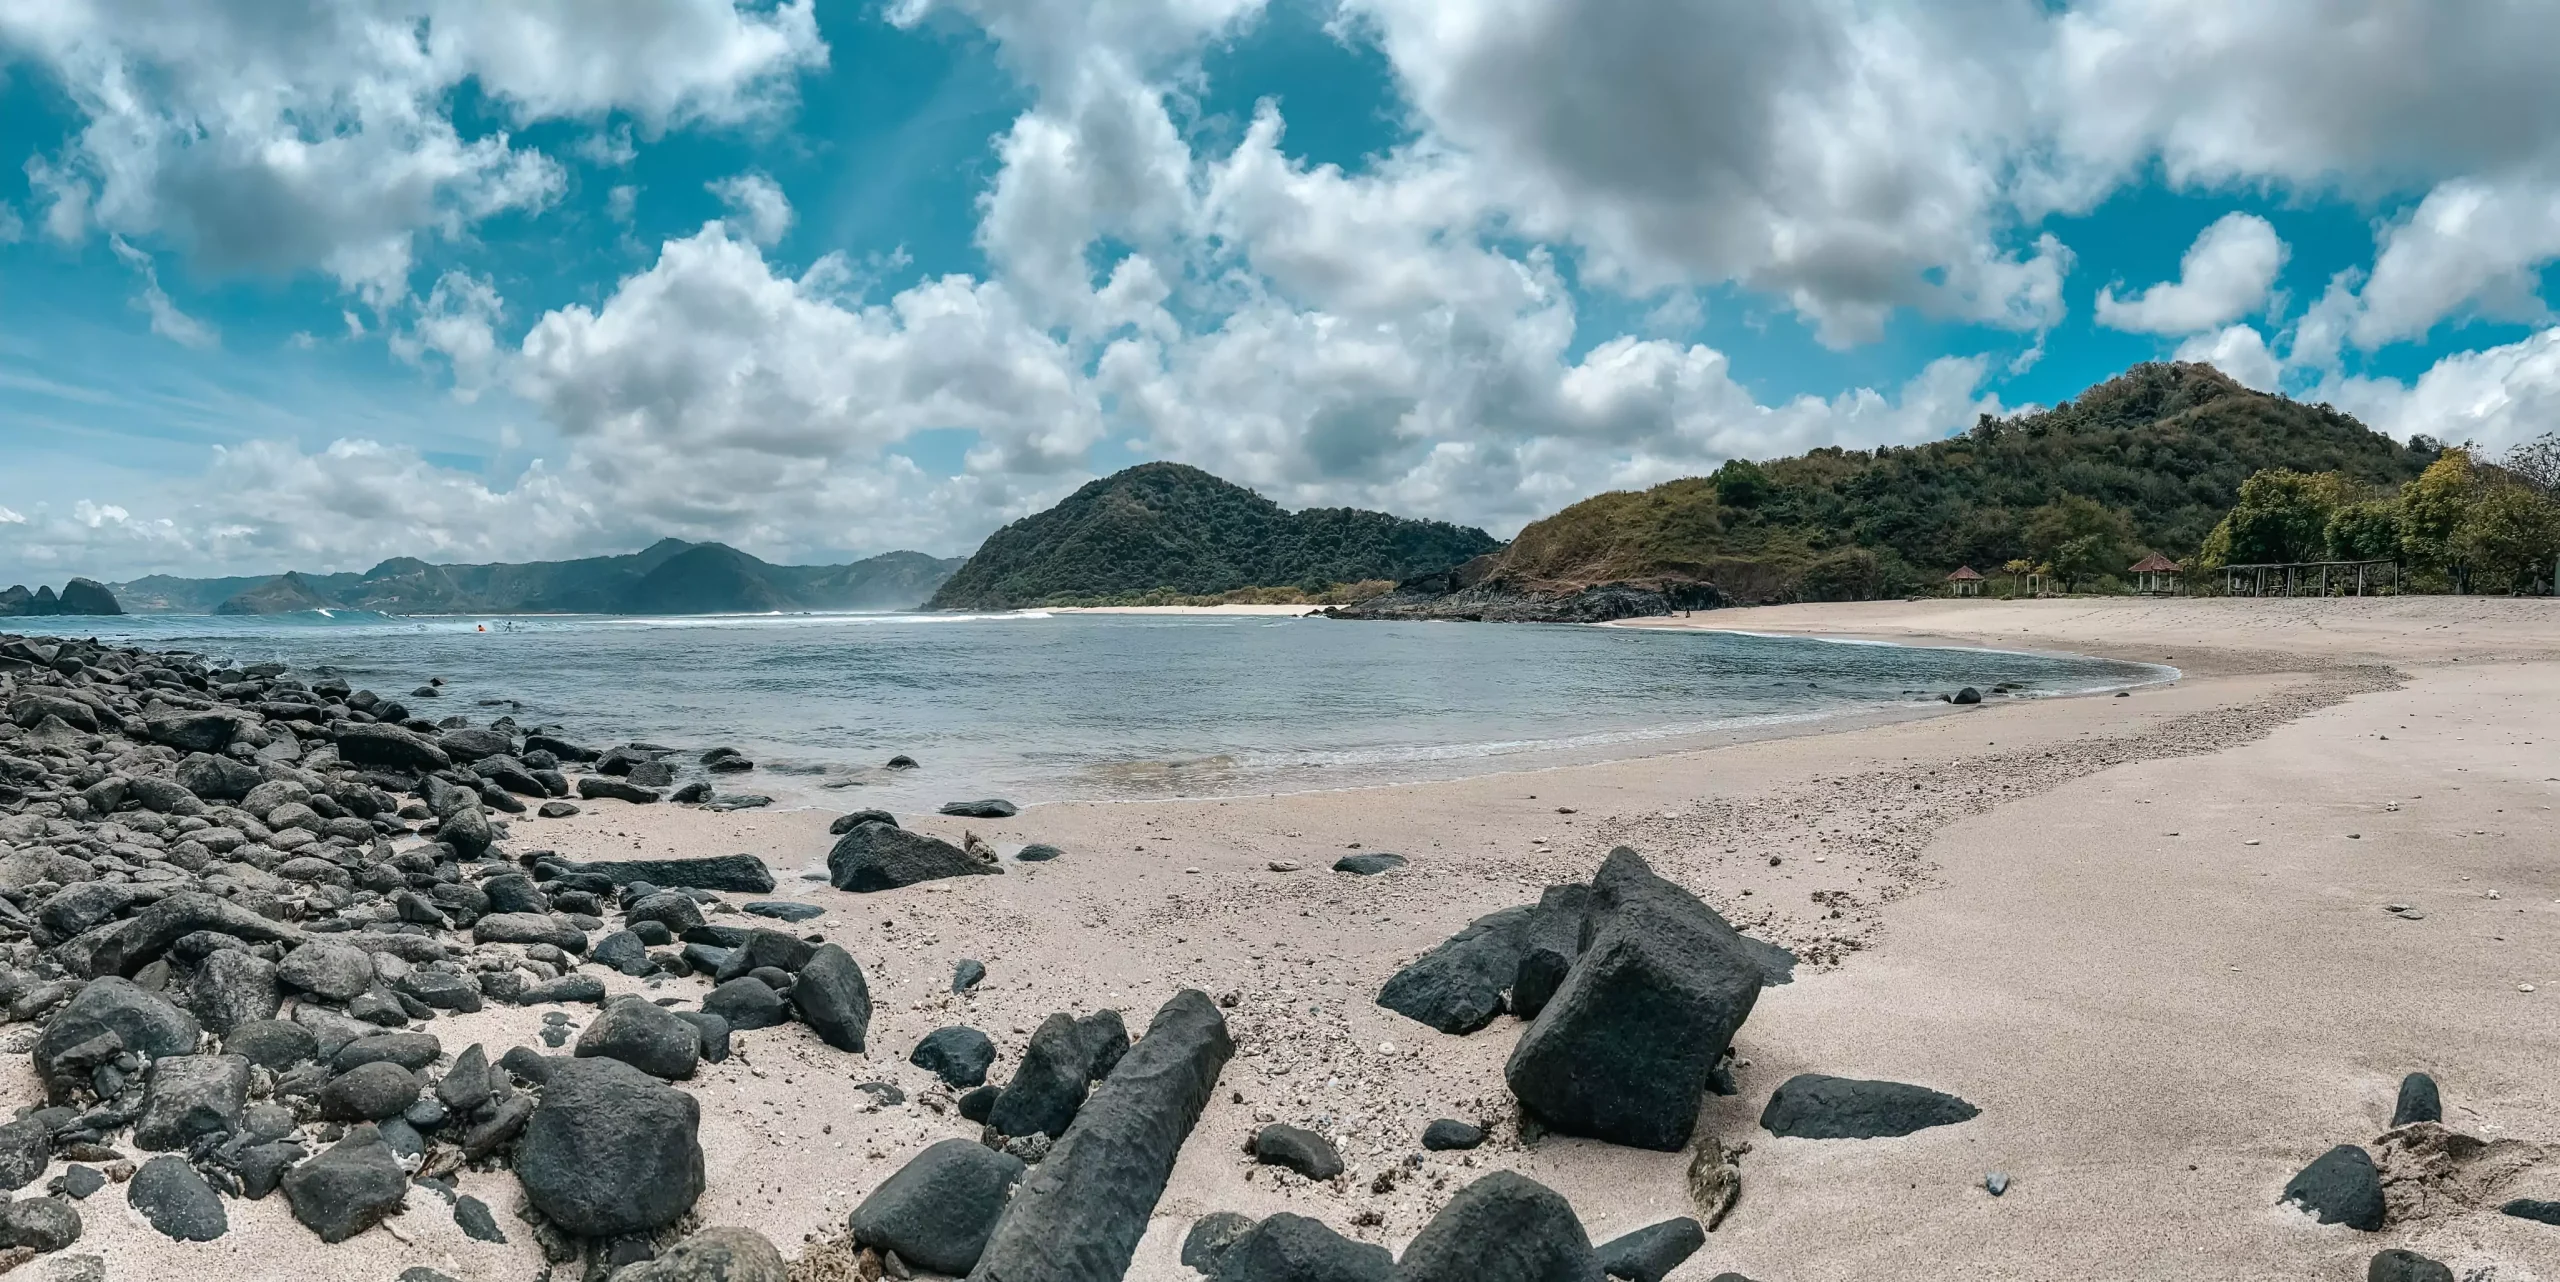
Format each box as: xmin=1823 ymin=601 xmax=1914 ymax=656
xmin=2202 ymin=469 xmax=2349 ymax=566
xmin=1712 ymin=458 xmax=1772 ymax=508
xmin=2399 ymin=448 xmax=2479 ymax=589
xmin=2324 ymin=499 xmax=2403 ymax=561
xmin=2457 ymin=482 xmax=2560 ymax=593
xmin=2024 ymin=496 xmax=2136 ymax=591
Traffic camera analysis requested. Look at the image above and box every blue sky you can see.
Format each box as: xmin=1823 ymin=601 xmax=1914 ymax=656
xmin=3 ymin=0 xmax=2558 ymax=583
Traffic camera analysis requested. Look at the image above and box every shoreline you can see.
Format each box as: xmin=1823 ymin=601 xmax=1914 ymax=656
xmin=5 ymin=597 xmax=2555 ymax=1280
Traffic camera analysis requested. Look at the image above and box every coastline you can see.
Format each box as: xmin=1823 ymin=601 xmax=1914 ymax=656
xmin=14 ymin=596 xmax=2558 ymax=1280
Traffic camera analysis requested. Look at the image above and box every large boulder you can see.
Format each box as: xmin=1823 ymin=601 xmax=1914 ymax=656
xmin=128 ymin=1154 xmax=226 ymax=1241
xmin=277 ymin=940 xmax=376 ymax=1002
xmin=64 ymin=891 xmax=303 ymax=978
xmin=147 ymin=711 xmax=238 ymax=754
xmin=335 ymin=723 xmax=452 ymax=771
xmin=848 ymin=1139 xmax=1027 ymax=1276
xmin=1757 ymin=1075 xmax=1979 ymax=1140
xmin=0 ymin=1118 xmax=48 ymax=1192
xmin=538 ymin=854 xmax=776 ymax=894
xmin=1217 ymin=1214 xmax=1392 ymax=1282
xmin=282 ymin=1126 xmax=409 ymax=1242
xmin=2281 ymin=1145 xmax=2384 ymax=1230
xmin=517 ymin=1055 xmax=706 ymax=1237
xmin=0 ymin=1197 xmax=80 ymax=1252
xmin=828 ymin=822 xmax=1002 ymax=892
xmin=132 ymin=1054 xmax=250 ymax=1151
xmin=187 ymin=949 xmax=281 ymax=1034
xmin=473 ymin=912 xmax=589 ymax=953
xmin=1376 ymin=905 xmax=1533 ymax=1035
xmin=318 ymin=1062 xmax=420 ymax=1121
xmin=613 ymin=1226 xmax=790 ymax=1282
xmin=1503 ymin=848 xmax=1766 ymax=1151
xmin=577 ymin=996 xmax=701 ymax=1081
xmin=968 ymin=990 xmax=1232 ymax=1282
xmin=35 ymin=976 xmax=201 ymax=1094
xmin=438 ymin=727 xmax=516 ymax=762
xmin=988 ymin=1013 xmax=1100 ymax=1140
xmin=1394 ymin=1171 xmax=1599 ymax=1282
xmin=176 ymin=752 xmax=262 ymax=801
xmin=792 ymin=944 xmax=872 ymax=1052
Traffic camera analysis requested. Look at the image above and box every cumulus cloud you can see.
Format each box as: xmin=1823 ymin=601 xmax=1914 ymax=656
xmin=2321 ymin=327 xmax=2560 ymax=456
xmin=2095 ymin=213 xmax=2286 ymax=335
xmin=389 ymin=272 xmax=506 ymax=399
xmin=2172 ymin=324 xmax=2281 ymax=392
xmin=707 ymin=172 xmax=794 ymax=246
xmin=1344 ymin=0 xmax=2066 ymax=346
xmin=0 ymin=1 xmax=825 ymax=304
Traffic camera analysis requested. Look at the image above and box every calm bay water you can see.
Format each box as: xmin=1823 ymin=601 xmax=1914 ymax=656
xmin=59 ymin=611 xmax=2168 ymax=808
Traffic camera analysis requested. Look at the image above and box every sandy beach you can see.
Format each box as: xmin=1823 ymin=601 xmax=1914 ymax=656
xmin=19 ymin=595 xmax=2560 ymax=1281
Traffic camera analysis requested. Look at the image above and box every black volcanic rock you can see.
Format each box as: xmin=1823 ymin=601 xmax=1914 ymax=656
xmin=829 ymin=822 xmax=1000 ymax=892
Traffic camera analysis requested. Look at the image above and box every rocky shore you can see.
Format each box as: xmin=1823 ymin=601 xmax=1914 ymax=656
xmin=0 ymin=630 xmax=1790 ymax=1281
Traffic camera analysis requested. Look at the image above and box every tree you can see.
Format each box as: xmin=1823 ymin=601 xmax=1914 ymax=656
xmin=2324 ymin=499 xmax=2403 ymax=561
xmin=2501 ymin=432 xmax=2560 ymax=494
xmin=2457 ymin=482 xmax=2560 ymax=593
xmin=2024 ymin=495 xmax=2136 ymax=591
xmin=1711 ymin=458 xmax=1772 ymax=508
xmin=2202 ymin=469 xmax=2353 ymax=566
xmin=2399 ymin=448 xmax=2479 ymax=589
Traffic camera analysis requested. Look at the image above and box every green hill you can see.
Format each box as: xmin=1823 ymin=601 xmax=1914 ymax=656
xmin=927 ymin=463 xmax=1503 ymax=608
xmin=1489 ymin=362 xmax=2438 ymax=602
xmin=132 ymin=541 xmax=965 ymax=616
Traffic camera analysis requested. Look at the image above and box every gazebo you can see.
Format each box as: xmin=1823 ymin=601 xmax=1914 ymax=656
xmin=2128 ymin=552 xmax=2182 ymax=595
xmin=1946 ymin=565 xmax=1985 ymax=598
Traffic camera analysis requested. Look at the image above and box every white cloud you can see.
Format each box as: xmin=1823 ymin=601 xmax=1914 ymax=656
xmin=1341 ymin=0 xmax=2069 ymax=347
xmin=2095 ymin=213 xmax=2286 ymax=335
xmin=2040 ymin=0 xmax=2560 ymax=202
xmin=2330 ymin=178 xmax=2560 ymax=352
xmin=0 ymin=506 xmax=23 ymax=524
xmin=0 ymin=1 xmax=825 ymax=304
xmin=2172 ymin=324 xmax=2280 ymax=392
xmin=107 ymin=235 xmax=218 ymax=349
xmin=708 ymin=172 xmax=794 ymax=246
xmin=0 ymin=202 xmax=21 ymax=243
xmin=2321 ymin=327 xmax=2560 ymax=455
xmin=389 ymin=272 xmax=506 ymax=400
xmin=608 ymin=185 xmax=640 ymax=224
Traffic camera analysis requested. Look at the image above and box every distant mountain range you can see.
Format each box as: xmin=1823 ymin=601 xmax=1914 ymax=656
xmin=928 ymin=463 xmax=1503 ymax=609
xmin=112 ymin=540 xmax=966 ymax=616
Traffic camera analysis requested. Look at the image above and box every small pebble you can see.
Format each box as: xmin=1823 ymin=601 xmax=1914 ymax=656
xmin=1985 ymin=1172 xmax=2009 ymax=1196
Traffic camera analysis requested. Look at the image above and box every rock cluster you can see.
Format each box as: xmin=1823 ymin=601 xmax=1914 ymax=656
xmin=0 ymin=631 xmax=837 ymax=1273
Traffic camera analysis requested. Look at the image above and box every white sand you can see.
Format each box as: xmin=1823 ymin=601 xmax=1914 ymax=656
xmin=33 ymin=596 xmax=2560 ymax=1280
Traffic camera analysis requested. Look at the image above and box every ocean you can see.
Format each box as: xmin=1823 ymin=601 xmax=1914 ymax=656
xmin=59 ymin=611 xmax=2171 ymax=808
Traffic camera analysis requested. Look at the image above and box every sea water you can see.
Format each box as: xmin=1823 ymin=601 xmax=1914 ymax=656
xmin=62 ymin=611 xmax=2169 ymax=808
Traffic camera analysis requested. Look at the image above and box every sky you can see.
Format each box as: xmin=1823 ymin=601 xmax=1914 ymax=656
xmin=3 ymin=0 xmax=2559 ymax=584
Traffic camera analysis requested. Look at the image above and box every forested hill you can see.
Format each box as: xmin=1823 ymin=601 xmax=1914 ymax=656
xmin=1491 ymin=362 xmax=2439 ymax=602
xmin=927 ymin=463 xmax=1503 ymax=608
xmin=119 ymin=542 xmax=964 ymax=615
